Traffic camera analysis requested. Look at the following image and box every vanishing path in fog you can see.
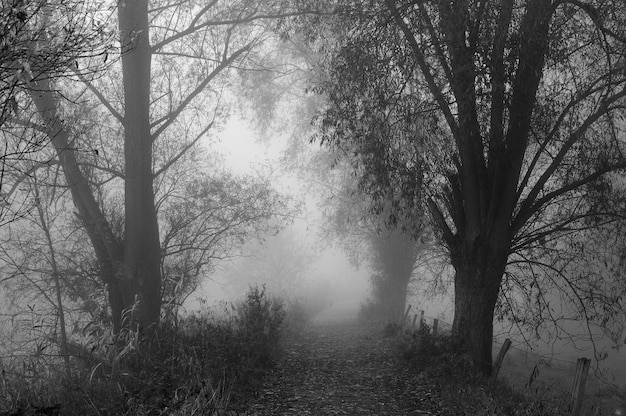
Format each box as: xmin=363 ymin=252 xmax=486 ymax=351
xmin=247 ymin=300 xmax=443 ymax=415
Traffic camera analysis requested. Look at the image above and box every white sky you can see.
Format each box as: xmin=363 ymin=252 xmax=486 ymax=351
xmin=214 ymin=116 xmax=279 ymax=173
xmin=188 ymin=115 xmax=371 ymax=309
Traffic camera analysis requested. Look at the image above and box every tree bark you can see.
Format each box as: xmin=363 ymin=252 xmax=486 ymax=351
xmin=118 ymin=0 xmax=162 ymax=332
xmin=450 ymin=237 xmax=508 ymax=376
xmin=28 ymin=79 xmax=128 ymax=333
xmin=385 ymin=271 xmax=411 ymax=324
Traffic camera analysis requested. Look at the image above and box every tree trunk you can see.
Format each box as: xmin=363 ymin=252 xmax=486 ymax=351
xmin=34 ymin=184 xmax=71 ymax=377
xmin=26 ymin=0 xmax=162 ymax=334
xmin=385 ymin=271 xmax=411 ymax=324
xmin=450 ymin=239 xmax=507 ymax=376
xmin=28 ymin=79 xmax=128 ymax=333
xmin=118 ymin=0 xmax=162 ymax=332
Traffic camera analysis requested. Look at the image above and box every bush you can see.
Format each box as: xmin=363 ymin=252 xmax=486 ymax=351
xmin=282 ymin=296 xmax=327 ymax=332
xmin=398 ymin=330 xmax=568 ymax=415
xmin=358 ymin=299 xmax=386 ymax=323
xmin=232 ymin=285 xmax=285 ymax=393
xmin=0 ymin=286 xmax=286 ymax=415
xmin=400 ymin=326 xmax=469 ymax=378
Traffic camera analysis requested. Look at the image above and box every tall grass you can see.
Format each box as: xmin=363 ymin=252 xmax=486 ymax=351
xmin=0 ymin=285 xmax=286 ymax=415
xmin=398 ymin=327 xmax=573 ymax=416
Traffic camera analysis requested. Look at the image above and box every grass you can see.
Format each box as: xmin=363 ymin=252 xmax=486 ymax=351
xmin=397 ymin=326 xmax=626 ymax=416
xmin=0 ymin=285 xmax=313 ymax=415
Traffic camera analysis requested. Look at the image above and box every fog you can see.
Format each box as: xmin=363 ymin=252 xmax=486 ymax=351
xmin=183 ymin=116 xmax=369 ymax=307
xmin=1 ymin=57 xmax=624 ymax=414
xmin=407 ymin=276 xmax=626 ymax=389
xmin=186 ymin=242 xmax=370 ymax=310
xmin=207 ymin=115 xmax=626 ymax=391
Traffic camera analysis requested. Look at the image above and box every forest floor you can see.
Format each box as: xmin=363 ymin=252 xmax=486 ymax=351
xmin=240 ymin=300 xmax=625 ymax=416
xmin=245 ymin=300 xmax=447 ymax=416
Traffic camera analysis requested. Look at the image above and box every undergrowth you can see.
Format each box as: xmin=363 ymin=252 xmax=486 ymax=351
xmin=0 ymin=285 xmax=288 ymax=415
xmin=398 ymin=327 xmax=572 ymax=416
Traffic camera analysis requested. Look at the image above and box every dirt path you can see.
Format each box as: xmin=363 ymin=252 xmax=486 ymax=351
xmin=246 ymin=301 xmax=445 ymax=415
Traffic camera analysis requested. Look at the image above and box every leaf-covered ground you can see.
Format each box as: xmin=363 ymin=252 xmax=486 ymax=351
xmin=245 ymin=302 xmax=447 ymax=415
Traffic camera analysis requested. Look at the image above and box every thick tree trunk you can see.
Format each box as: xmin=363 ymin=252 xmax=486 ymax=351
xmin=27 ymin=0 xmax=162 ymax=334
xmin=372 ymin=227 xmax=420 ymax=324
xmin=118 ymin=0 xmax=162 ymax=332
xmin=450 ymin=240 xmax=507 ymax=376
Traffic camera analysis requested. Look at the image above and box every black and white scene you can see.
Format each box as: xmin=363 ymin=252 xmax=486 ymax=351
xmin=0 ymin=1 xmax=625 ymax=415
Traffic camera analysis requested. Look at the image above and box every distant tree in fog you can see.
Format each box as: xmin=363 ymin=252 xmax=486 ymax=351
xmin=367 ymin=225 xmax=426 ymax=323
xmin=221 ymin=228 xmax=317 ymax=299
xmin=159 ymin=169 xmax=290 ymax=316
xmin=312 ymin=153 xmax=430 ymax=324
xmin=301 ymin=0 xmax=626 ymax=375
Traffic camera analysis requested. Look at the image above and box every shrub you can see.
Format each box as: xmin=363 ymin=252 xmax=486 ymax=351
xmin=0 ymin=286 xmax=286 ymax=415
xmin=398 ymin=330 xmax=568 ymax=415
xmin=358 ymin=299 xmax=386 ymax=323
xmin=231 ymin=285 xmax=285 ymax=394
xmin=282 ymin=296 xmax=328 ymax=332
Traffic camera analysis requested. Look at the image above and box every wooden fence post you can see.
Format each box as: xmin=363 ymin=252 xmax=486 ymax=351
xmin=570 ymin=358 xmax=591 ymax=416
xmin=490 ymin=338 xmax=511 ymax=386
xmin=432 ymin=319 xmax=438 ymax=336
xmin=403 ymin=304 xmax=412 ymax=325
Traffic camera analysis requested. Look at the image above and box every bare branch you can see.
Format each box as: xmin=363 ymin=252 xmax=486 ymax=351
xmin=72 ymin=69 xmax=124 ymax=124
xmin=557 ymin=0 xmax=626 ymax=43
xmin=151 ymin=45 xmax=250 ymax=141
xmin=384 ymin=0 xmax=459 ymax=139
xmin=152 ymin=9 xmax=334 ymax=53
xmin=514 ymin=87 xmax=626 ymax=231
xmin=153 ymin=122 xmax=212 ymax=178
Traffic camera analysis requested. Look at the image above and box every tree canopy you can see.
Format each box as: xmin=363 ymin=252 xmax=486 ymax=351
xmin=303 ymin=0 xmax=626 ymax=374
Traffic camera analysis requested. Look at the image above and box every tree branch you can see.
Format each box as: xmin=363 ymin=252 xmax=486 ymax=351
xmin=153 ymin=122 xmax=212 ymax=178
xmin=514 ymin=86 xmax=626 ymax=231
xmin=557 ymin=0 xmax=626 ymax=43
xmin=427 ymin=196 xmax=455 ymax=247
xmin=513 ymin=159 xmax=626 ymax=236
xmin=385 ymin=0 xmax=459 ymax=139
xmin=487 ymin=0 xmax=514 ymax=162
xmin=72 ymin=69 xmax=124 ymax=124
xmin=151 ymin=9 xmax=335 ymax=53
xmin=150 ymin=45 xmax=250 ymax=141
xmin=516 ymin=79 xmax=612 ymax=201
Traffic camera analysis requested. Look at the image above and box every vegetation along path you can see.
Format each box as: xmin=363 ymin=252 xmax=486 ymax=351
xmin=247 ymin=301 xmax=445 ymax=415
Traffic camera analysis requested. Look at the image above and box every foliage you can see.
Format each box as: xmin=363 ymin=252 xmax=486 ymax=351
xmin=0 ymin=0 xmax=115 ymax=226
xmin=221 ymin=228 xmax=316 ymax=300
xmin=159 ymin=168 xmax=292 ymax=317
xmin=398 ymin=331 xmax=569 ymax=416
xmin=0 ymin=286 xmax=286 ymax=415
xmin=233 ymin=285 xmax=286 ymax=388
xmin=358 ymin=298 xmax=387 ymax=323
xmin=282 ymin=291 xmax=330 ymax=332
xmin=301 ymin=0 xmax=626 ymax=374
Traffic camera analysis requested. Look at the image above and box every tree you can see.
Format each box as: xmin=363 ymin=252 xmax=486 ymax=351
xmin=309 ymin=1 xmax=626 ymax=375
xmin=221 ymin=227 xmax=317 ymax=299
xmin=310 ymin=149 xmax=429 ymax=323
xmin=159 ymin=167 xmax=292 ymax=315
xmin=0 ymin=162 xmax=96 ymax=375
xmin=368 ymin=225 xmax=424 ymax=323
xmin=9 ymin=0 xmax=307 ymax=333
xmin=0 ymin=0 xmax=114 ymax=226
